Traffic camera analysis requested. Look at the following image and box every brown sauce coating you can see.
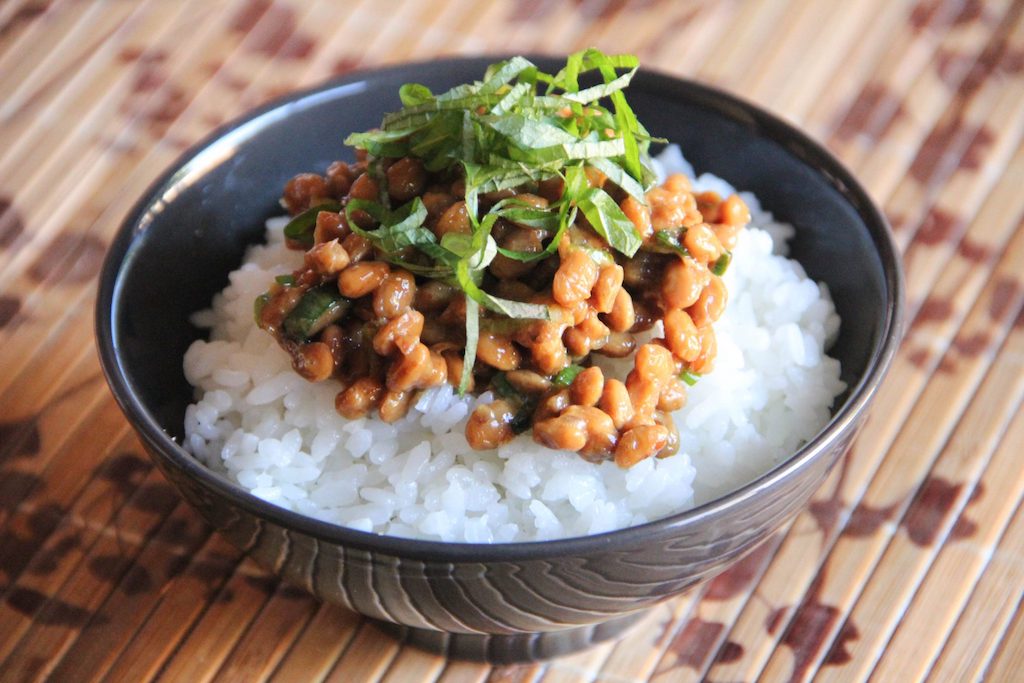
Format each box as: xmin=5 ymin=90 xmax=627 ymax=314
xmin=256 ymin=158 xmax=749 ymax=467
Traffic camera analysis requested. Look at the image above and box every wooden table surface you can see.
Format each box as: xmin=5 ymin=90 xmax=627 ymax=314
xmin=1 ymin=0 xmax=1023 ymax=681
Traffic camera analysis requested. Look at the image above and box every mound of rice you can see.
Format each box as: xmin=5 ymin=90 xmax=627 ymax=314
xmin=183 ymin=148 xmax=845 ymax=542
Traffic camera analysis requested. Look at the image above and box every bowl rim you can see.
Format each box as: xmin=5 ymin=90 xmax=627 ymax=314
xmin=96 ymin=55 xmax=904 ymax=562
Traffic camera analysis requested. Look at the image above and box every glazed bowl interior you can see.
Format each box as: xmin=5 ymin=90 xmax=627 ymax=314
xmin=98 ymin=57 xmax=902 ymax=558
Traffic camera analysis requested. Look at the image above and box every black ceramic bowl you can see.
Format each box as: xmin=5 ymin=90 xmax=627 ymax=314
xmin=96 ymin=57 xmax=903 ymax=663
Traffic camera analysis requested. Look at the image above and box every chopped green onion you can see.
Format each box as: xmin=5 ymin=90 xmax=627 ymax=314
xmin=509 ymin=409 xmax=534 ymax=434
xmin=253 ymin=293 xmax=270 ymax=324
xmin=552 ymin=364 xmax=585 ymax=387
xmin=282 ymin=286 xmax=351 ymax=340
xmin=680 ymin=370 xmax=700 ymax=386
xmin=711 ymin=250 xmax=732 ymax=276
xmin=491 ymin=372 xmax=518 ymax=400
xmin=275 ymin=274 xmax=295 ymax=286
xmin=655 ymin=230 xmax=690 ymax=258
xmin=283 ymin=201 xmax=342 ymax=248
xmin=490 ymin=373 xmax=537 ymax=434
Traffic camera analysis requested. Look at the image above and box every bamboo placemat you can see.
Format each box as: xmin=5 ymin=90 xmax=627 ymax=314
xmin=0 ymin=0 xmax=1022 ymax=680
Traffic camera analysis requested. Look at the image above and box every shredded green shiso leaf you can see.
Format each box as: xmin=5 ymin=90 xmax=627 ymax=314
xmin=339 ymin=49 xmax=661 ymax=393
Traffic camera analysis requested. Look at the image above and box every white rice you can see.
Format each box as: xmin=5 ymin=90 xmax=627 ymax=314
xmin=182 ymin=148 xmax=845 ymax=542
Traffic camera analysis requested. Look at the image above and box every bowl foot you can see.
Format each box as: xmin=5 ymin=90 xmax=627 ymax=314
xmin=376 ymin=611 xmax=649 ymax=664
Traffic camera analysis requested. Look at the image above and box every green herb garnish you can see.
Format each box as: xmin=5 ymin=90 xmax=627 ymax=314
xmin=460 ymin=297 xmax=480 ymax=392
xmin=680 ymin=370 xmax=700 ymax=386
xmin=578 ymin=186 xmax=643 ymax=256
xmin=491 ymin=372 xmax=519 ymax=400
xmin=254 ymin=292 xmax=270 ymax=324
xmin=275 ymin=274 xmax=295 ymax=286
xmin=655 ymin=230 xmax=689 ymax=258
xmin=282 ymin=286 xmax=351 ymax=340
xmin=491 ymin=373 xmax=538 ymax=434
xmin=344 ymin=198 xmax=455 ymax=277
xmin=711 ymin=250 xmax=732 ymax=276
xmin=344 ymin=49 xmax=661 ymax=394
xmin=283 ymin=201 xmax=342 ymax=248
xmin=552 ymin=364 xmax=585 ymax=387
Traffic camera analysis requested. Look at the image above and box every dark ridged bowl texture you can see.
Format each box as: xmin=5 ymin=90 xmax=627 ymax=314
xmin=96 ymin=57 xmax=903 ymax=663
